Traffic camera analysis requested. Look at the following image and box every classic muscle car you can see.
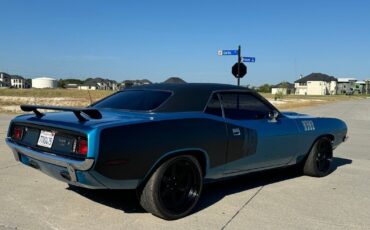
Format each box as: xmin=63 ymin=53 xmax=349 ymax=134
xmin=5 ymin=83 xmax=347 ymax=219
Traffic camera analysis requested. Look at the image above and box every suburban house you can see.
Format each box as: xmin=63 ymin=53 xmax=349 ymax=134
xmin=121 ymin=79 xmax=152 ymax=88
xmin=0 ymin=72 xmax=11 ymax=87
xmin=294 ymin=73 xmax=337 ymax=95
xmin=64 ymin=83 xmax=79 ymax=89
xmin=10 ymin=75 xmax=26 ymax=88
xmin=337 ymin=78 xmax=367 ymax=94
xmin=0 ymin=72 xmax=26 ymax=88
xmin=271 ymin=82 xmax=294 ymax=95
xmin=353 ymin=80 xmax=366 ymax=94
xmin=79 ymin=81 xmax=99 ymax=90
xmin=78 ymin=78 xmax=118 ymax=90
xmin=337 ymin=78 xmax=356 ymax=94
xmin=105 ymin=79 xmax=118 ymax=90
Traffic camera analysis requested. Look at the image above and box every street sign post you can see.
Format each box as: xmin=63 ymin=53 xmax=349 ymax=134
xmin=243 ymin=57 xmax=256 ymax=63
xmin=218 ymin=45 xmax=255 ymax=86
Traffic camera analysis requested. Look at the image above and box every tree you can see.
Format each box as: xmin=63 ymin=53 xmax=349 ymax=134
xmin=257 ymin=84 xmax=272 ymax=93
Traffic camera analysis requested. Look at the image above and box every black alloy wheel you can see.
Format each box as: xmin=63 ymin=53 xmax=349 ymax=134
xmin=159 ymin=158 xmax=201 ymax=214
xmin=303 ymin=137 xmax=333 ymax=177
xmin=315 ymin=140 xmax=332 ymax=172
xmin=140 ymin=155 xmax=203 ymax=220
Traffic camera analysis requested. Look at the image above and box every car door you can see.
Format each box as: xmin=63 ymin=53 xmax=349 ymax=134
xmin=218 ymin=91 xmax=300 ymax=174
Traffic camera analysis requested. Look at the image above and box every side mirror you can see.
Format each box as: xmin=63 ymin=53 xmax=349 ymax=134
xmin=268 ymin=110 xmax=279 ymax=123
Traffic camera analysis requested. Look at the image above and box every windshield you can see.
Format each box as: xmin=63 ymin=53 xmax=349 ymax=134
xmin=92 ymin=90 xmax=172 ymax=111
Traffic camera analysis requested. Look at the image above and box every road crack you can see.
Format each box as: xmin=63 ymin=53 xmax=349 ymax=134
xmin=221 ymin=186 xmax=264 ymax=230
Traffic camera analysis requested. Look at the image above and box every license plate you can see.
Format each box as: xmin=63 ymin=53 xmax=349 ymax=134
xmin=37 ymin=130 xmax=55 ymax=148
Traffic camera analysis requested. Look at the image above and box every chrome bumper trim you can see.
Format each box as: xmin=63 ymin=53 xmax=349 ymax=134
xmin=5 ymin=138 xmax=95 ymax=171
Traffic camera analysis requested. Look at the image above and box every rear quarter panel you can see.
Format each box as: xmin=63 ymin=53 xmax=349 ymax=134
xmin=94 ymin=115 xmax=228 ymax=182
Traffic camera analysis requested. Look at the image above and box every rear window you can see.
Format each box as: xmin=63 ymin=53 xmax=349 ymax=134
xmin=92 ymin=90 xmax=172 ymax=111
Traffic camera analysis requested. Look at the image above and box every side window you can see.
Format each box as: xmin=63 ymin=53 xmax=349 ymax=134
xmin=220 ymin=92 xmax=271 ymax=120
xmin=205 ymin=93 xmax=223 ymax=117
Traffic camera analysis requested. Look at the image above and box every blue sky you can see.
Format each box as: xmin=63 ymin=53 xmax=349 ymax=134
xmin=0 ymin=0 xmax=369 ymax=85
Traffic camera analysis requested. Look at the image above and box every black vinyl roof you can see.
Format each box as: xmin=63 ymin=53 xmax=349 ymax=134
xmin=127 ymin=83 xmax=252 ymax=112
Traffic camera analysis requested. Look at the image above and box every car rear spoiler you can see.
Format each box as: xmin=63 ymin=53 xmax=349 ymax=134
xmin=20 ymin=104 xmax=102 ymax=122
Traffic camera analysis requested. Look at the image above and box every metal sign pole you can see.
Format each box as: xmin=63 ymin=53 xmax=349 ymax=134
xmin=218 ymin=46 xmax=251 ymax=85
xmin=237 ymin=45 xmax=241 ymax=86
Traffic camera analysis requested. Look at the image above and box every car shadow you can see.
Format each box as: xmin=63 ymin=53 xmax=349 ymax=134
xmin=195 ymin=156 xmax=352 ymax=212
xmin=67 ymin=186 xmax=146 ymax=213
xmin=67 ymin=157 xmax=352 ymax=215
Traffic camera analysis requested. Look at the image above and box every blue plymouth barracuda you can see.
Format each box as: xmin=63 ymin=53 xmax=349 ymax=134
xmin=5 ymin=83 xmax=347 ymax=219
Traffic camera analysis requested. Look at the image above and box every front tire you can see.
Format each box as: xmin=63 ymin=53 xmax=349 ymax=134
xmin=139 ymin=155 xmax=203 ymax=220
xmin=303 ymin=137 xmax=333 ymax=177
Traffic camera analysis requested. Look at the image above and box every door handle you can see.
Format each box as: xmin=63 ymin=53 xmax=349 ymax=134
xmin=232 ymin=128 xmax=241 ymax=136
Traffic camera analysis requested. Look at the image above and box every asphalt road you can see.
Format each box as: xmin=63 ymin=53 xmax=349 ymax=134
xmin=0 ymin=99 xmax=369 ymax=230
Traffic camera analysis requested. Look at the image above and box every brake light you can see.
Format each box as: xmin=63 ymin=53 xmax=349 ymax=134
xmin=77 ymin=139 xmax=88 ymax=156
xmin=13 ymin=126 xmax=23 ymax=140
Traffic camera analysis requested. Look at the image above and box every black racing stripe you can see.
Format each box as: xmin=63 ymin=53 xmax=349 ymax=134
xmin=96 ymin=118 xmax=228 ymax=180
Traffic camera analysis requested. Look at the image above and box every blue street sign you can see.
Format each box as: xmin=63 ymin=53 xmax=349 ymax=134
xmin=218 ymin=50 xmax=238 ymax=56
xmin=243 ymin=57 xmax=256 ymax=63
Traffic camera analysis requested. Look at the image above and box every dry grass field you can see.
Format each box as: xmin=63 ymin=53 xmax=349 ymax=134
xmin=0 ymin=88 xmax=113 ymax=99
xmin=0 ymin=88 xmax=366 ymax=114
xmin=261 ymin=93 xmax=365 ymax=110
xmin=0 ymin=88 xmax=114 ymax=113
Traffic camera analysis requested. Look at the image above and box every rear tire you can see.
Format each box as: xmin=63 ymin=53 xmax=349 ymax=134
xmin=139 ymin=155 xmax=203 ymax=220
xmin=303 ymin=137 xmax=333 ymax=177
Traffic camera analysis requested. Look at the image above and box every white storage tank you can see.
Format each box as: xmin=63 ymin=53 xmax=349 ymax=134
xmin=32 ymin=77 xmax=58 ymax=89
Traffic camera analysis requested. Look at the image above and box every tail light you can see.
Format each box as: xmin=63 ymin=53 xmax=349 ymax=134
xmin=12 ymin=126 xmax=23 ymax=140
xmin=77 ymin=139 xmax=88 ymax=156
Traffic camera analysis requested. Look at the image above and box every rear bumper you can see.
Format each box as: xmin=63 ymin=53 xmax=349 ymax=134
xmin=6 ymin=137 xmax=139 ymax=189
xmin=6 ymin=137 xmax=94 ymax=170
xmin=5 ymin=137 xmax=95 ymax=184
